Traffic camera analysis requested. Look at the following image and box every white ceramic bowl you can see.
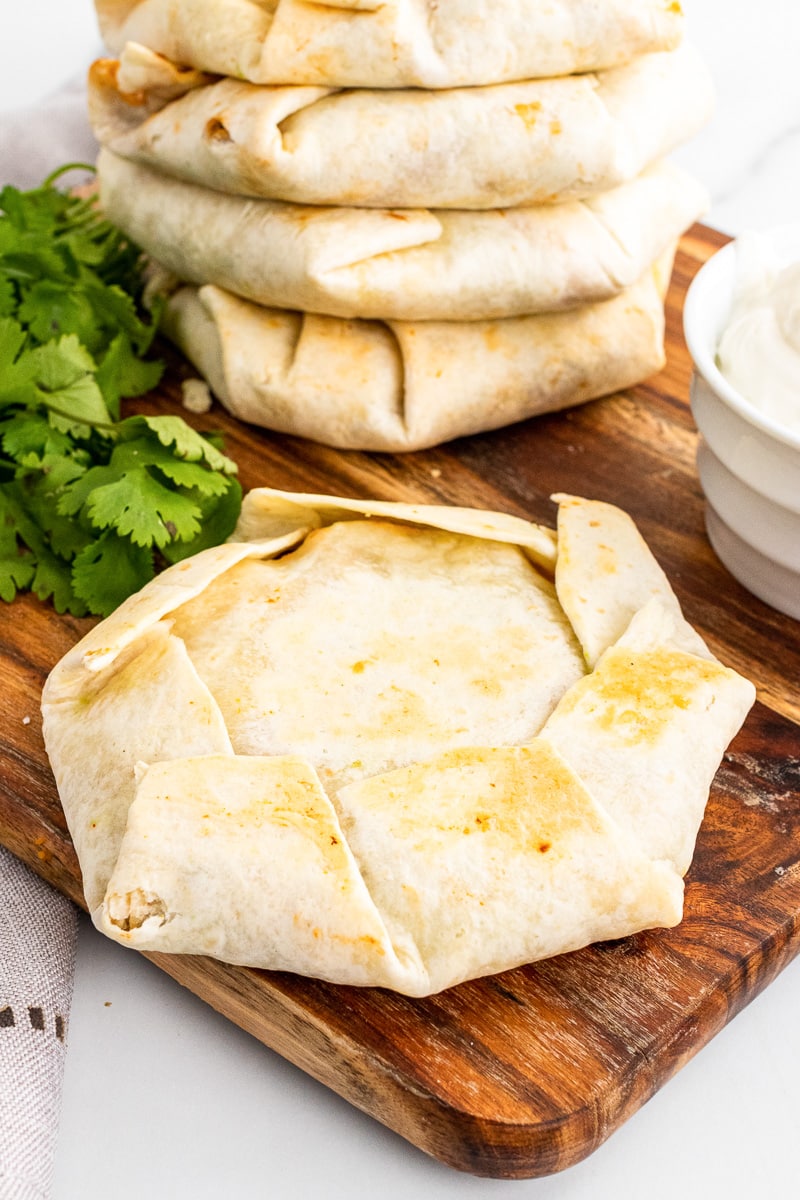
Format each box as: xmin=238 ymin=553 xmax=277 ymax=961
xmin=683 ymin=227 xmax=800 ymax=619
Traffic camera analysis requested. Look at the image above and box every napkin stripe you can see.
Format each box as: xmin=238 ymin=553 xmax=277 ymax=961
xmin=0 ymin=1006 xmax=67 ymax=1040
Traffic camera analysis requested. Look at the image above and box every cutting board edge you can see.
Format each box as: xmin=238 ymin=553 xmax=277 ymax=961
xmin=138 ymin=898 xmax=800 ymax=1180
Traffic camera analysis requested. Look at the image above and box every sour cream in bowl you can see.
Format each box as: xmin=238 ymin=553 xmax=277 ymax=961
xmin=683 ymin=226 xmax=800 ymax=619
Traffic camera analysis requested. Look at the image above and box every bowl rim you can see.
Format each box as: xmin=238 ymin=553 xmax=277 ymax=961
xmin=683 ymin=231 xmax=800 ymax=454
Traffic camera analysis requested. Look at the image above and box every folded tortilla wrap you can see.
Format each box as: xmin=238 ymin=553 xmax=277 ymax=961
xmin=42 ymin=491 xmax=755 ymax=995
xmin=95 ymin=0 xmax=684 ymax=89
xmin=88 ymin=41 xmax=713 ymax=209
xmin=160 ymin=256 xmax=672 ymax=452
xmin=98 ymin=149 xmax=706 ymax=321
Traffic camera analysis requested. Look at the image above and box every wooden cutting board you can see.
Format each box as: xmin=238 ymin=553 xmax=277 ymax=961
xmin=2 ymin=223 xmax=800 ymax=1180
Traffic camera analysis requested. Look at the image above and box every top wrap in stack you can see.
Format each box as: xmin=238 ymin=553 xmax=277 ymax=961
xmin=89 ymin=0 xmax=712 ymax=450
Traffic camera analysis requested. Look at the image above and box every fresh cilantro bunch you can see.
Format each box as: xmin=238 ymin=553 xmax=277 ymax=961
xmin=0 ymin=167 xmax=241 ymax=617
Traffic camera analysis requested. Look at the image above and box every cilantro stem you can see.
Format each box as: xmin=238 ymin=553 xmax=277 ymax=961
xmin=42 ymin=163 xmax=97 ymax=188
xmin=40 ymin=403 xmax=118 ymax=433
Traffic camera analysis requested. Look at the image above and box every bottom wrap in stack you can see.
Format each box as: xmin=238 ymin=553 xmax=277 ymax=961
xmin=162 ymin=254 xmax=674 ymax=451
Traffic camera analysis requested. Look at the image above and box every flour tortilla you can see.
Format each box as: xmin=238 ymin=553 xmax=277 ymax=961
xmin=98 ymin=149 xmax=706 ymax=321
xmin=552 ymin=492 xmax=711 ymax=667
xmin=95 ymin=0 xmax=685 ymax=89
xmin=160 ymin=256 xmax=672 ymax=452
xmin=88 ymin=42 xmax=713 ymax=209
xmin=42 ymin=492 xmax=755 ymax=995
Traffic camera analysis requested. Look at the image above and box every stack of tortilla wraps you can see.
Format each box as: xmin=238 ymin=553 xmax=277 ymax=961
xmin=89 ymin=0 xmax=713 ymax=450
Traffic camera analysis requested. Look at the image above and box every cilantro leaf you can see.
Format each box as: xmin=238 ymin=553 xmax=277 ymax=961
xmin=0 ymin=481 xmax=82 ymax=613
xmin=31 ymin=546 xmax=83 ymax=613
xmin=0 ymin=489 xmax=36 ymax=600
xmin=17 ymin=280 xmax=99 ymax=348
xmin=0 ymin=275 xmax=15 ymax=316
xmin=85 ymin=466 xmax=202 ymax=548
xmin=95 ymin=331 xmax=163 ymax=419
xmin=162 ymin=478 xmax=243 ymax=564
xmin=71 ymin=531 xmax=155 ymax=616
xmin=0 ymin=551 xmax=35 ymax=602
xmin=0 ymin=316 xmax=30 ymax=392
xmin=0 ymin=410 xmax=79 ymax=463
xmin=29 ymin=336 xmax=114 ymax=429
xmin=132 ymin=415 xmax=237 ymax=474
xmin=109 ymin=435 xmax=233 ymax=496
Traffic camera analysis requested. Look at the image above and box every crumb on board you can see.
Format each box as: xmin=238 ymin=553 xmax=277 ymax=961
xmin=181 ymin=377 xmax=213 ymax=414
xmin=32 ymin=835 xmax=50 ymax=863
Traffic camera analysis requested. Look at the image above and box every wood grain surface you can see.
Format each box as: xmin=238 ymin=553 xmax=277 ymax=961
xmin=2 ymin=223 xmax=800 ymax=1179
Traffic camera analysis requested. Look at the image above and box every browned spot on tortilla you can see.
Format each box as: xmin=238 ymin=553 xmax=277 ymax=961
xmin=513 ymin=101 xmax=542 ymax=130
xmin=205 ymin=116 xmax=232 ymax=142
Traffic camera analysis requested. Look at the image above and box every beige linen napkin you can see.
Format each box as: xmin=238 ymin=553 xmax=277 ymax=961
xmin=1 ymin=69 xmax=96 ymax=1200
xmin=0 ymin=848 xmax=77 ymax=1200
xmin=0 ymin=72 xmax=99 ymax=189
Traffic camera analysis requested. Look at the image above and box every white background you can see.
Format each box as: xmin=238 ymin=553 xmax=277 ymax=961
xmin=2 ymin=2 xmax=800 ymax=1198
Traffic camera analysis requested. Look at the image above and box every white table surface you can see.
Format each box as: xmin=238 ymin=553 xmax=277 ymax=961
xmin=2 ymin=2 xmax=800 ymax=1197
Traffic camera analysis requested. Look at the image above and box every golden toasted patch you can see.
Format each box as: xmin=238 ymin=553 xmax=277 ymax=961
xmin=340 ymin=741 xmax=608 ymax=858
xmin=554 ymin=644 xmax=731 ymax=745
xmin=513 ymin=100 xmax=542 ymax=129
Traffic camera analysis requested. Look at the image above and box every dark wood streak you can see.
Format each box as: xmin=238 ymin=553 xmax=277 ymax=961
xmin=1 ymin=225 xmax=800 ymax=1178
